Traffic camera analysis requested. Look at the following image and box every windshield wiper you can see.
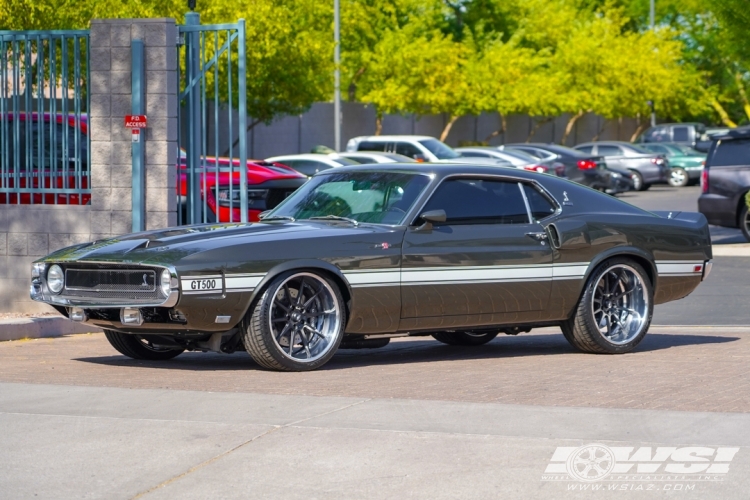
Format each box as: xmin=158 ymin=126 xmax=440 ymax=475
xmin=259 ymin=215 xmax=295 ymax=222
xmin=308 ymin=215 xmax=359 ymax=226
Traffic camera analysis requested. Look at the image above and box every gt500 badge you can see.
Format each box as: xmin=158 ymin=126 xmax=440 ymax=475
xmin=181 ymin=275 xmax=223 ymax=294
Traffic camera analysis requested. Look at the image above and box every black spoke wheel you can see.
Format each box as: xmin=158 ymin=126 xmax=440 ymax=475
xmin=740 ymin=205 xmax=750 ymax=242
xmin=432 ymin=331 xmax=498 ymax=346
xmin=243 ymin=271 xmax=345 ymax=371
xmin=561 ymin=258 xmax=653 ymax=354
xmin=104 ymin=330 xmax=185 ymax=360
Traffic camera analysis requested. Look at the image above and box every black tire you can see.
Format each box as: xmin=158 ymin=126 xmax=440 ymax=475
xmin=561 ymin=257 xmax=653 ymax=354
xmin=740 ymin=204 xmax=750 ymax=242
xmin=668 ymin=167 xmax=689 ymax=187
xmin=242 ymin=270 xmax=345 ymax=371
xmin=629 ymin=170 xmax=644 ymax=191
xmin=104 ymin=330 xmax=185 ymax=360
xmin=641 ymin=183 xmax=651 ymax=191
xmin=432 ymin=331 xmax=499 ymax=346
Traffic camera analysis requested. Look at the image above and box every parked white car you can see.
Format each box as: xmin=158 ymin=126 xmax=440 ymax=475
xmin=346 ymin=135 xmax=503 ymax=165
xmin=337 ymin=152 xmax=415 ymax=164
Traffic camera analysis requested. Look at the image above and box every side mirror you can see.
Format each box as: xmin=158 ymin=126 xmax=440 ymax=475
xmin=414 ymin=154 xmax=426 ymax=163
xmin=415 ymin=209 xmax=446 ymax=231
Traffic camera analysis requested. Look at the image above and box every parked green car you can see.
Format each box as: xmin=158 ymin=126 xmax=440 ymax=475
xmin=641 ymin=143 xmax=706 ymax=187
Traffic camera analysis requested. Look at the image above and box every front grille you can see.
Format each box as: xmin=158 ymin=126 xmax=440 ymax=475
xmin=267 ymin=188 xmax=297 ymax=209
xmin=62 ymin=266 xmax=163 ymax=301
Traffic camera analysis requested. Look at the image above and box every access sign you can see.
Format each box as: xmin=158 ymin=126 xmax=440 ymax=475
xmin=124 ymin=115 xmax=147 ymax=128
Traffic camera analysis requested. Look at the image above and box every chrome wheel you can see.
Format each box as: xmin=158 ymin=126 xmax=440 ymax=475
xmin=668 ymin=168 xmax=688 ymax=187
xmin=591 ymin=265 xmax=648 ymax=345
xmin=268 ymin=272 xmax=342 ymax=363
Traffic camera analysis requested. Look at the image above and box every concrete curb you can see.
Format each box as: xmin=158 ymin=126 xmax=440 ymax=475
xmin=0 ymin=318 xmax=102 ymax=342
xmin=713 ymin=243 xmax=750 ymax=257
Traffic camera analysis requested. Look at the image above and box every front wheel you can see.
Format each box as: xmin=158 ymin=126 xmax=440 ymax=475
xmin=432 ymin=331 xmax=498 ymax=346
xmin=740 ymin=205 xmax=750 ymax=242
xmin=668 ymin=168 xmax=689 ymax=187
xmin=104 ymin=330 xmax=185 ymax=360
xmin=243 ymin=271 xmax=345 ymax=371
xmin=561 ymin=258 xmax=653 ymax=354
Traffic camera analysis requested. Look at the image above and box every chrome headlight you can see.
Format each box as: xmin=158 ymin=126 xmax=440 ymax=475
xmin=160 ymin=269 xmax=172 ymax=296
xmin=47 ymin=265 xmax=64 ymax=294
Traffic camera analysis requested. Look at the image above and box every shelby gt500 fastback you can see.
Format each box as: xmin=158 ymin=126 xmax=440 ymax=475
xmin=31 ymin=164 xmax=712 ymax=371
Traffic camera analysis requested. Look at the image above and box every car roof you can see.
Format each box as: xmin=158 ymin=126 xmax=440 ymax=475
xmin=714 ymin=125 xmax=750 ymax=141
xmin=314 ymin=162 xmax=542 ymax=180
xmin=339 ymin=152 xmax=414 ymax=162
xmin=350 ymin=135 xmax=435 ymax=142
xmin=576 ymin=141 xmax=633 ymax=146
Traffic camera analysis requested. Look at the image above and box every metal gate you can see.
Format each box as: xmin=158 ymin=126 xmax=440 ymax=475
xmin=0 ymin=30 xmax=90 ymax=205
xmin=177 ymin=13 xmax=248 ymax=225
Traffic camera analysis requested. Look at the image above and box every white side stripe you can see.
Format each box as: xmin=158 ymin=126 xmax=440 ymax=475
xmin=655 ymin=261 xmax=703 ymax=276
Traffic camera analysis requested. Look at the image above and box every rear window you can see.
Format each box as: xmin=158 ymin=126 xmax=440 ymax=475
xmin=673 ymin=126 xmax=690 ymax=142
xmin=710 ymin=139 xmax=750 ymax=167
xmin=357 ymin=141 xmax=387 ymax=152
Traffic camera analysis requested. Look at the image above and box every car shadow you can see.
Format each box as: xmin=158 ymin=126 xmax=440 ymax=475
xmin=73 ymin=332 xmax=740 ymax=372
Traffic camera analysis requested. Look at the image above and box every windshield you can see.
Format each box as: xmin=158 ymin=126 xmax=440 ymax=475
xmin=330 ymin=157 xmax=360 ymax=166
xmin=265 ymin=171 xmax=432 ymax=225
xmin=419 ymin=139 xmax=460 ymax=159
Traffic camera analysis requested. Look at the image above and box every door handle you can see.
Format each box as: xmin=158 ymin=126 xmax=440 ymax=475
xmin=525 ymin=231 xmax=548 ymax=241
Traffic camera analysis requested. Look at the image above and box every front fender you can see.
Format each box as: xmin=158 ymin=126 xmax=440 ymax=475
xmin=242 ymin=259 xmax=353 ymax=316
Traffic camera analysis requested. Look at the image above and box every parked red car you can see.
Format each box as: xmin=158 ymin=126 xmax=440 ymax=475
xmin=177 ymin=151 xmax=307 ymax=223
xmin=0 ymin=112 xmax=90 ymax=205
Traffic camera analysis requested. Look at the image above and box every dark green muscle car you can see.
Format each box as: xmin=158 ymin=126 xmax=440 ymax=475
xmin=31 ymin=164 xmax=713 ymax=371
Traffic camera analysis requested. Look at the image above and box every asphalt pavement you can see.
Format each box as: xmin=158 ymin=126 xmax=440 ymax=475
xmin=1 ymin=183 xmax=748 ymax=499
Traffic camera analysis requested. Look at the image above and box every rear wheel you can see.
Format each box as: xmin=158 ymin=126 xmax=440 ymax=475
xmin=668 ymin=167 xmax=689 ymax=187
xmin=629 ymin=170 xmax=644 ymax=191
xmin=740 ymin=205 xmax=750 ymax=242
xmin=561 ymin=258 xmax=653 ymax=354
xmin=432 ymin=331 xmax=498 ymax=346
xmin=243 ymin=271 xmax=345 ymax=371
xmin=104 ymin=330 xmax=184 ymax=360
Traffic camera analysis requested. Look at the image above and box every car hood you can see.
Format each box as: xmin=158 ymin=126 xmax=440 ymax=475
xmin=40 ymin=221 xmax=399 ymax=266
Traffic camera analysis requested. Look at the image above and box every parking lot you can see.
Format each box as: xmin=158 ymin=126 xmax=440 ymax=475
xmin=1 ymin=185 xmax=749 ymax=499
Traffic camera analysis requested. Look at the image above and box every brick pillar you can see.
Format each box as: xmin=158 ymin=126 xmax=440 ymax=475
xmin=89 ymin=18 xmax=178 ymax=239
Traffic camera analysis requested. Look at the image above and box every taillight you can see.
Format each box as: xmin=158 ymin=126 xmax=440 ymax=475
xmin=701 ymin=169 xmax=709 ymax=193
xmin=523 ymin=165 xmax=549 ymax=173
xmin=577 ymin=159 xmax=597 ymax=170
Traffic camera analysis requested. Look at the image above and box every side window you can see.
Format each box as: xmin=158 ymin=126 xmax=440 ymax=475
xmin=357 ymin=141 xmax=387 ymax=152
xmin=523 ymin=184 xmax=556 ymax=221
xmin=647 ymin=145 xmax=667 ymax=154
xmin=597 ymin=145 xmax=623 ymax=156
xmin=394 ymin=142 xmax=423 ymax=159
xmin=421 ymin=178 xmax=530 ymax=225
xmin=576 ymin=145 xmax=594 ymax=154
xmin=644 ymin=127 xmax=670 ymax=142
xmin=710 ymin=139 xmax=750 ymax=167
xmin=672 ymin=126 xmax=690 ymax=142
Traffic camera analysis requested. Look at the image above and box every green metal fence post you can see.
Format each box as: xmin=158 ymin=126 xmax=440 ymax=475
xmin=131 ymin=39 xmax=145 ymax=232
